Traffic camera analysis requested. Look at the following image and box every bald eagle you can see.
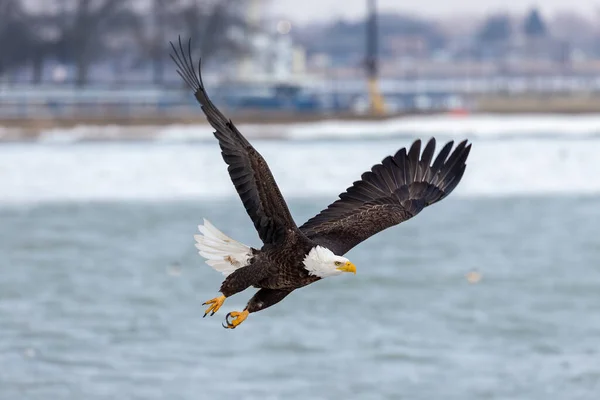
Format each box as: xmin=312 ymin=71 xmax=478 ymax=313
xmin=170 ymin=38 xmax=472 ymax=329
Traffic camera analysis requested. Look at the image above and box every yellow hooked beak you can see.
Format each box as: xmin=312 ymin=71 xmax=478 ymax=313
xmin=337 ymin=261 xmax=357 ymax=275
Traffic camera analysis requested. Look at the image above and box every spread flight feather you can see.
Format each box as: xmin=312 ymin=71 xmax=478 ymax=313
xmin=169 ymin=36 xmax=472 ymax=328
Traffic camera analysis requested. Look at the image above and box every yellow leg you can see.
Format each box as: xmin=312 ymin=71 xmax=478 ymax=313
xmin=222 ymin=310 xmax=249 ymax=329
xmin=202 ymin=295 xmax=225 ymax=317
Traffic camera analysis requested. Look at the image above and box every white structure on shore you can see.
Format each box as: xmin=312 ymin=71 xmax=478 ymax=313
xmin=234 ymin=0 xmax=308 ymax=84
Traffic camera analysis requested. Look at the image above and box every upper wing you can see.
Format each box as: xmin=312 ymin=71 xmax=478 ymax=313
xmin=299 ymin=138 xmax=471 ymax=255
xmin=170 ymin=37 xmax=297 ymax=244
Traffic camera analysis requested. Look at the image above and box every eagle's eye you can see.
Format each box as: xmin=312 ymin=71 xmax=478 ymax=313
xmin=334 ymin=261 xmax=342 ymax=266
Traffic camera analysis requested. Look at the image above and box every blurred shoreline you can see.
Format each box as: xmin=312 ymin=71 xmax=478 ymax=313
xmin=3 ymin=94 xmax=600 ymax=142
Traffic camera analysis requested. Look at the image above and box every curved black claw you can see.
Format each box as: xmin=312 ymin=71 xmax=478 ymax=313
xmin=222 ymin=312 xmax=237 ymax=329
xmin=222 ymin=310 xmax=248 ymax=329
xmin=202 ymin=296 xmax=225 ymax=318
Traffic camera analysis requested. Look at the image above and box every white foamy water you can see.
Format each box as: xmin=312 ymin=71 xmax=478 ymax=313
xmin=1 ymin=135 xmax=599 ymax=205
xmin=29 ymin=113 xmax=600 ymax=143
xmin=280 ymin=113 xmax=600 ymax=141
xmin=4 ymin=116 xmax=600 ymax=400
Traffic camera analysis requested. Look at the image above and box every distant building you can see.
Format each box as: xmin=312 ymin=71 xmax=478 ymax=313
xmin=235 ymin=18 xmax=307 ymax=83
xmin=387 ymin=35 xmax=428 ymax=59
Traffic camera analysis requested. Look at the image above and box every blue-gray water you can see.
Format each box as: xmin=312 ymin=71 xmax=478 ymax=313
xmin=2 ymin=196 xmax=599 ymax=399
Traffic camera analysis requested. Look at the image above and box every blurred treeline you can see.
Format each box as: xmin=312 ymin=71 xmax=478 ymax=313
xmin=0 ymin=0 xmax=251 ymax=85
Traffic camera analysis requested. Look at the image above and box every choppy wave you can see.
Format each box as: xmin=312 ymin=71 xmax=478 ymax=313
xmin=1 ymin=135 xmax=599 ymax=204
xmin=28 ymin=113 xmax=600 ymax=144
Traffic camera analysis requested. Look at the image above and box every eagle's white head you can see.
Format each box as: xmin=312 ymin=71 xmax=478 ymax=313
xmin=303 ymin=246 xmax=357 ymax=278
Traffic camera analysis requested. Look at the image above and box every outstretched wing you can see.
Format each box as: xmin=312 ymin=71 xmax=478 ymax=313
xmin=299 ymin=138 xmax=471 ymax=255
xmin=170 ymin=37 xmax=297 ymax=244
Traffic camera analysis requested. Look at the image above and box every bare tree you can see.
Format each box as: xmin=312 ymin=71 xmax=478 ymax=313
xmin=130 ymin=0 xmax=176 ymax=85
xmin=129 ymin=0 xmax=251 ymax=85
xmin=5 ymin=0 xmax=136 ymax=85
xmin=0 ymin=0 xmax=35 ymax=78
xmin=193 ymin=0 xmax=251 ymax=62
xmin=62 ymin=0 xmax=135 ymax=86
xmin=1 ymin=0 xmax=255 ymax=85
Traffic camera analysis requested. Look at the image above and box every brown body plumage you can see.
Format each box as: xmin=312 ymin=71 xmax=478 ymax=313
xmin=170 ymin=37 xmax=472 ymax=328
xmin=220 ymin=234 xmax=319 ymax=313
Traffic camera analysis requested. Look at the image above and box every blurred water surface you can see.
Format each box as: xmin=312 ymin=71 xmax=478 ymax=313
xmin=1 ymin=195 xmax=599 ymax=400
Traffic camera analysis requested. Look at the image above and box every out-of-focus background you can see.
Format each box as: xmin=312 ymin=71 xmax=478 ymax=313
xmin=2 ymin=1 xmax=600 ymax=399
xmin=5 ymin=0 xmax=600 ymax=131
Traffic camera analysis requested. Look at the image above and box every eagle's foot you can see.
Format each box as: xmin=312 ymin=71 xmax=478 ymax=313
xmin=222 ymin=310 xmax=249 ymax=329
xmin=202 ymin=295 xmax=226 ymax=317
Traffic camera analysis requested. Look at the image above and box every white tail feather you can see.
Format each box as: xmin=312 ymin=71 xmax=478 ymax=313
xmin=194 ymin=219 xmax=252 ymax=276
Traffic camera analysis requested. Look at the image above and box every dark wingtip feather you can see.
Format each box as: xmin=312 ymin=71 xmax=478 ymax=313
xmin=419 ymin=138 xmax=437 ymax=181
xmin=432 ymin=139 xmax=471 ymax=200
xmin=387 ymin=137 xmax=472 ymax=205
xmin=298 ymin=137 xmax=472 ymax=253
xmin=431 ymin=140 xmax=454 ymax=172
xmin=408 ymin=139 xmax=422 ymax=156
xmin=169 ymin=36 xmax=202 ymax=93
xmin=169 ymin=35 xmax=248 ymax=144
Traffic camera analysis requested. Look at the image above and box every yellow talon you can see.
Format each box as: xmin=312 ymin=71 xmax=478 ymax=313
xmin=202 ymin=295 xmax=226 ymax=317
xmin=223 ymin=310 xmax=249 ymax=329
